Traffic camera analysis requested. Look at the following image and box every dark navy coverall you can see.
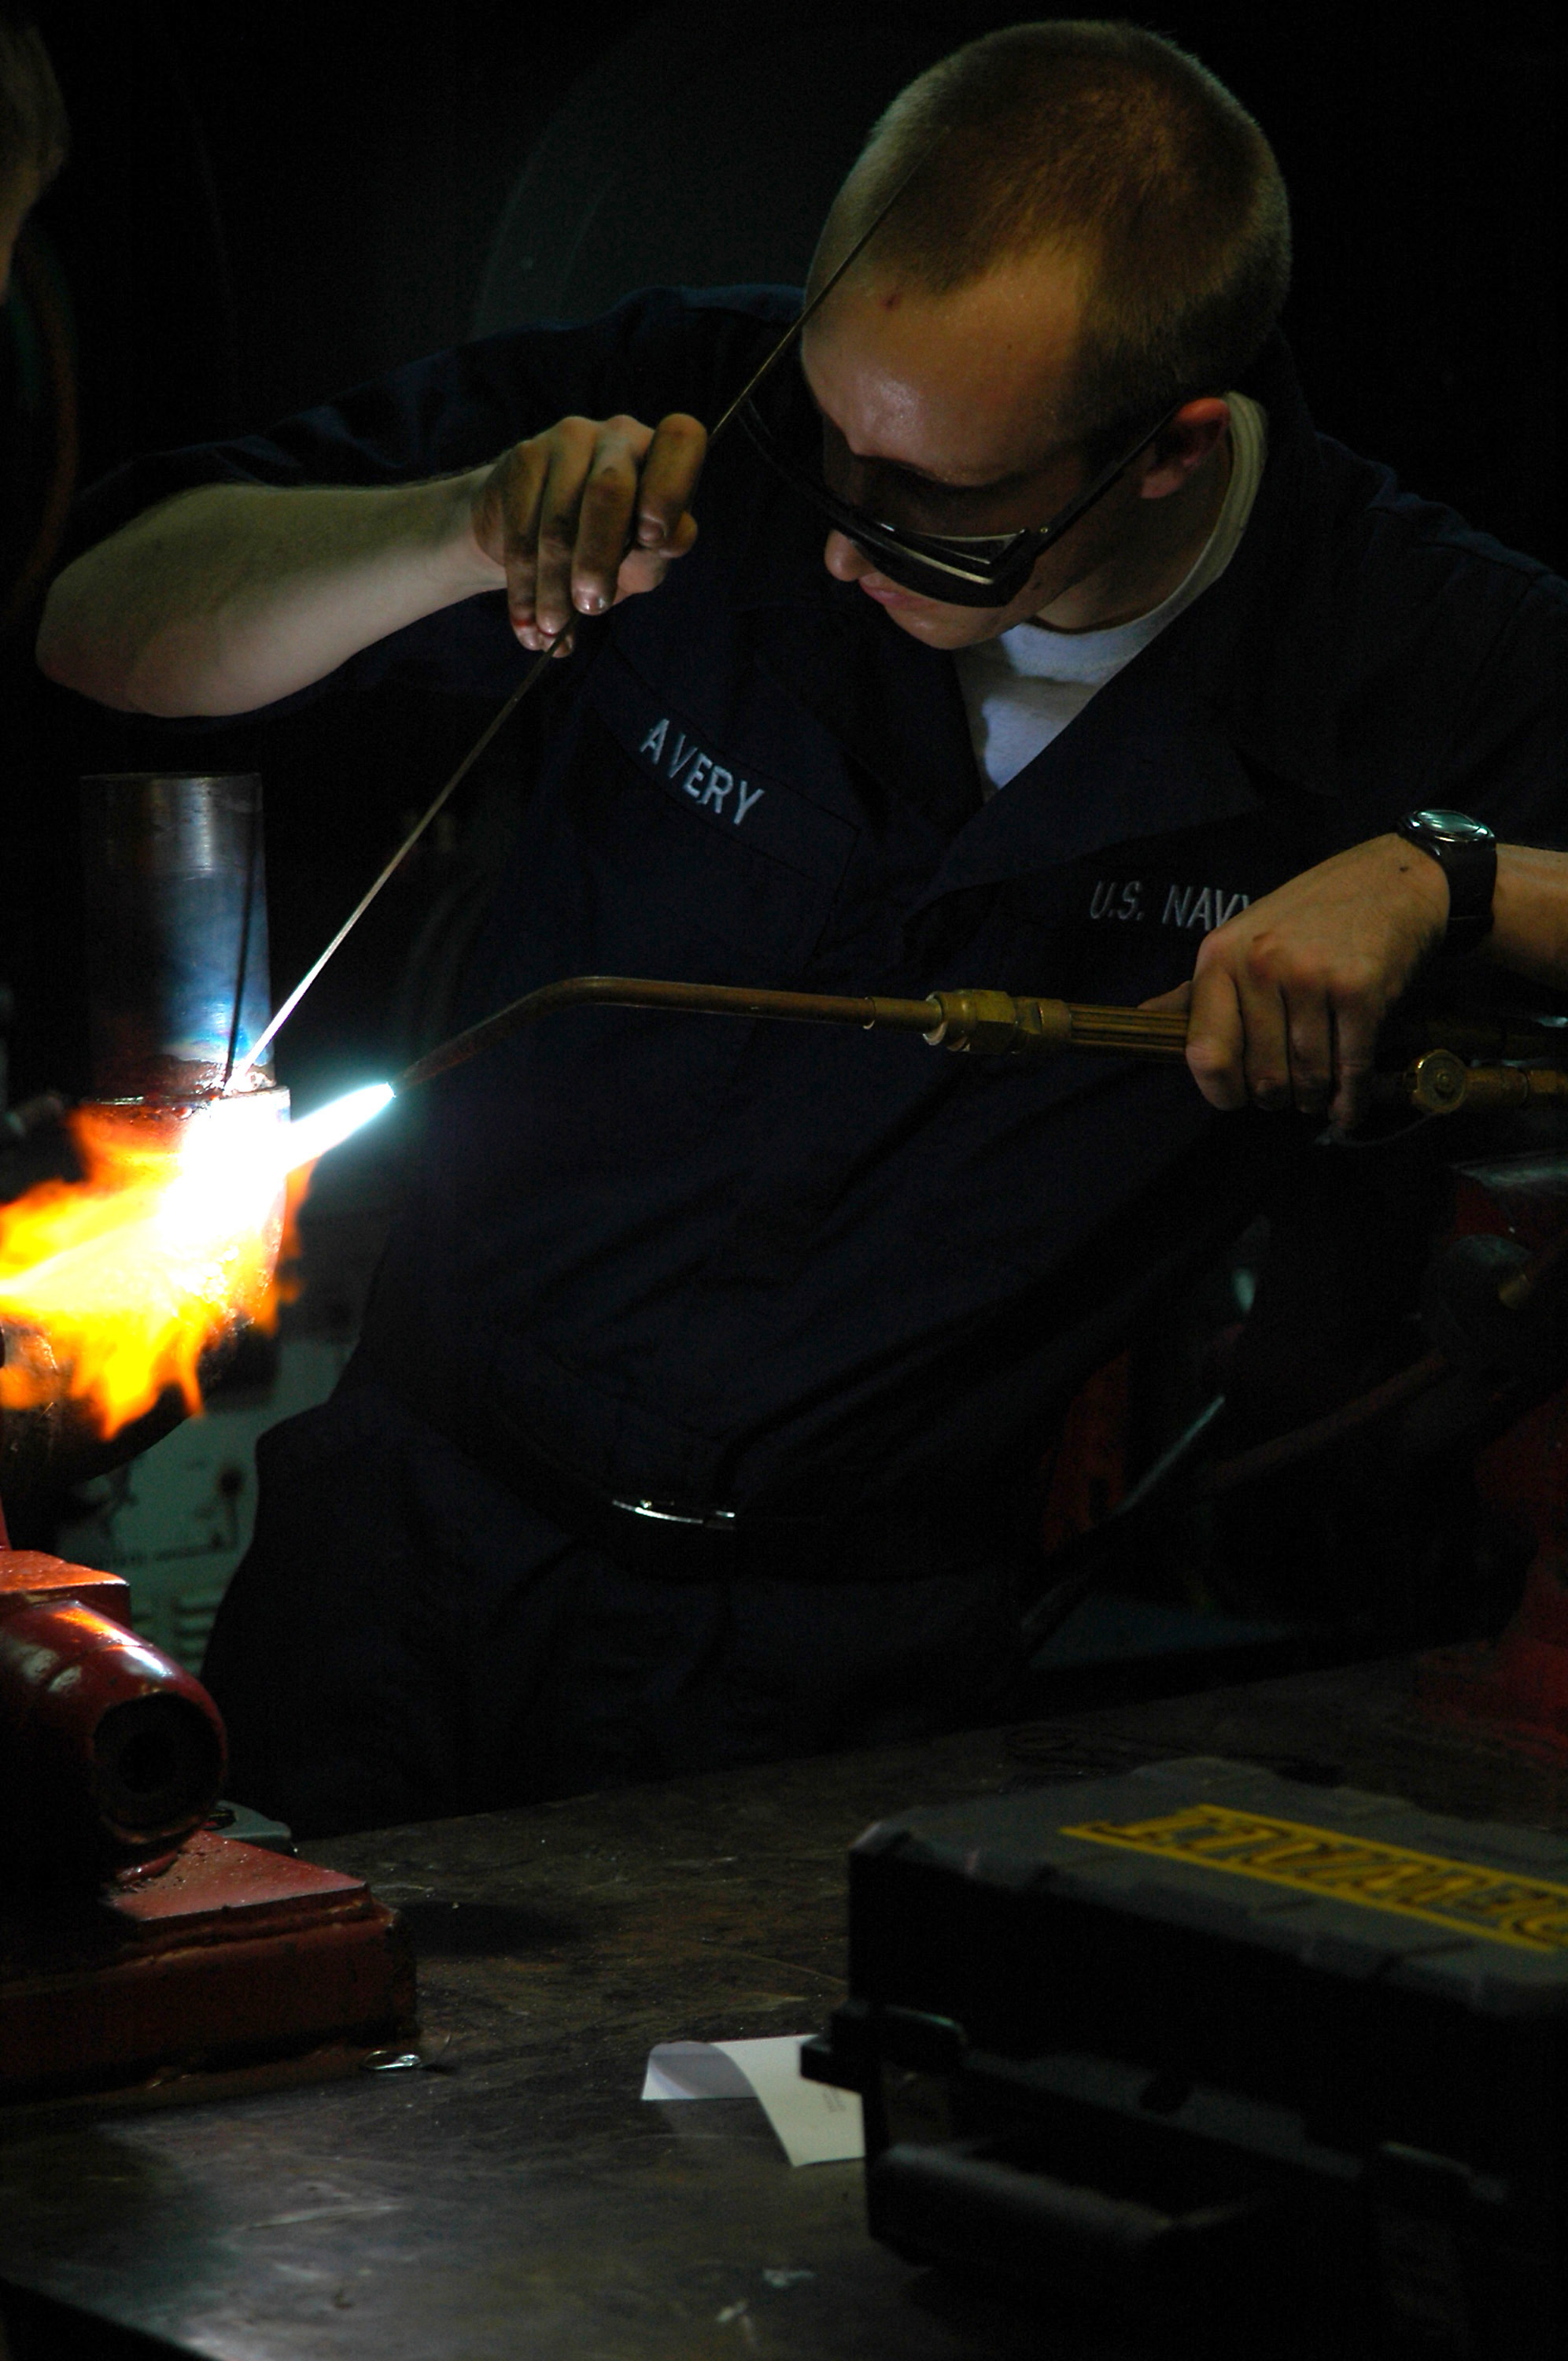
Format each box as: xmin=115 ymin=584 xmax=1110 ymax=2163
xmin=76 ymin=290 xmax=1568 ymax=1834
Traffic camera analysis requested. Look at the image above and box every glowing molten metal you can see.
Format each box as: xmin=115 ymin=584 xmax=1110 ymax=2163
xmin=0 ymin=1084 xmax=392 ymax=1439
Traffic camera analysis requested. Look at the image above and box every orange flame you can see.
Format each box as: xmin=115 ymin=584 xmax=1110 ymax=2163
xmin=0 ymin=1094 xmax=301 ymax=1437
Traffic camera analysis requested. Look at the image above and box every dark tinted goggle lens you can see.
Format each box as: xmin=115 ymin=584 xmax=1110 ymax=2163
xmin=738 ymin=394 xmax=1044 ymax=606
xmin=739 ymin=358 xmax=1189 ymax=609
xmin=835 ymin=516 xmax=1048 ymax=606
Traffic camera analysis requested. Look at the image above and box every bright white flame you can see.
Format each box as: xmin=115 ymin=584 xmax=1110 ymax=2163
xmin=0 ymin=1091 xmax=293 ymax=1428
xmin=284 ymin=1082 xmax=395 ymax=1172
xmin=0 ymin=1081 xmax=396 ymax=1435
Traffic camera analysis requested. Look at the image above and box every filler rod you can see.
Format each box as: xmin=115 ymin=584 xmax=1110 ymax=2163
xmin=231 ymin=153 xmax=942 ymax=1084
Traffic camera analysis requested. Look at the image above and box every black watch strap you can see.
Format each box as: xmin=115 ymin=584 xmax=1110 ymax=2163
xmin=1395 ymin=809 xmax=1497 ymax=945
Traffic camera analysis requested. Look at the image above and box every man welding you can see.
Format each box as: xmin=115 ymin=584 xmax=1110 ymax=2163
xmin=37 ymin=22 xmax=1568 ymax=1836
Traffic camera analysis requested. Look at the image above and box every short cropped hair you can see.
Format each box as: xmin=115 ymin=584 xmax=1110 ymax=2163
xmin=812 ymin=20 xmax=1290 ymax=461
xmin=0 ymin=3 xmax=68 ymax=197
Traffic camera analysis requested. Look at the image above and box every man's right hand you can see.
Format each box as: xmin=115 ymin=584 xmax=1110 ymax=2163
xmin=470 ymin=412 xmax=708 ymax=652
xmin=39 ymin=407 xmax=710 ymax=720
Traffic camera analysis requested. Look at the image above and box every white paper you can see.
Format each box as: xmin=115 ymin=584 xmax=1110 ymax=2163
xmin=641 ymin=2040 xmax=754 ymax=2101
xmin=641 ymin=2035 xmax=864 ymax=2167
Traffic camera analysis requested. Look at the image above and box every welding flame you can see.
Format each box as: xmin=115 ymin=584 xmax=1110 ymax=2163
xmin=0 ymin=1084 xmax=393 ymax=1438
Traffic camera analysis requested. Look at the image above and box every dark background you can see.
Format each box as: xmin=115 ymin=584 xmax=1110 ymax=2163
xmin=2 ymin=0 xmax=1562 ymax=1108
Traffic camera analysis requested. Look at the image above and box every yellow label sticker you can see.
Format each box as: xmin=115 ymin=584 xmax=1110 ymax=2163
xmin=1061 ymin=1803 xmax=1568 ymax=1954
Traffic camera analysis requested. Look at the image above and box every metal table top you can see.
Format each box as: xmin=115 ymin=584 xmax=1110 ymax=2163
xmin=4 ymin=1653 xmax=1566 ymax=2360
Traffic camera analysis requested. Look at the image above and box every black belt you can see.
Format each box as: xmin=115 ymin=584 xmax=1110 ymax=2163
xmin=471 ymin=1415 xmax=1028 ymax=1587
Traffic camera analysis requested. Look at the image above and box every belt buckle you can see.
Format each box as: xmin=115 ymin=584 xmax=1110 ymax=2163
xmin=609 ymin=1495 xmax=739 ymax=1537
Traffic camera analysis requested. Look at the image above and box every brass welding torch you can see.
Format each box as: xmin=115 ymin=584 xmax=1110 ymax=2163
xmin=399 ymin=974 xmax=1568 ymax=1116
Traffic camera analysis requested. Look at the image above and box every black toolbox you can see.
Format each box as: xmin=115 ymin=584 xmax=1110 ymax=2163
xmin=803 ymin=1756 xmax=1568 ymax=2355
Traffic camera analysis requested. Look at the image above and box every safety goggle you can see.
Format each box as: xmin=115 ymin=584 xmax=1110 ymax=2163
xmin=739 ymin=374 xmax=1189 ymax=608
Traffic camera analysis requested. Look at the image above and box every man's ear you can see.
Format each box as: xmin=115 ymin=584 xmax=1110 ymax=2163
xmin=1137 ymin=397 xmax=1230 ymax=500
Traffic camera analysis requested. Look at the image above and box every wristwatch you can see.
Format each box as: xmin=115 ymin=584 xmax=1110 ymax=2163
xmin=1395 ymin=809 xmax=1497 ymax=946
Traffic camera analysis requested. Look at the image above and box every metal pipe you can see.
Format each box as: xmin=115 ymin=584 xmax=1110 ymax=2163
xmin=81 ymin=773 xmax=273 ymax=1100
xmin=3 ymin=779 xmax=282 ymax=1503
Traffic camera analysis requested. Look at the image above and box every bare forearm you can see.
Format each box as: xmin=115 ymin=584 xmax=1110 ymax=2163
xmin=36 ymin=473 xmax=500 ymax=716
xmin=1147 ymin=829 xmax=1568 ymax=1125
xmin=1485 ymin=844 xmax=1568 ymax=992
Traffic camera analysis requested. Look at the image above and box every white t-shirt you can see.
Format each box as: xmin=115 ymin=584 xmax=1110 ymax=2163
xmin=954 ymin=394 xmax=1267 ymax=795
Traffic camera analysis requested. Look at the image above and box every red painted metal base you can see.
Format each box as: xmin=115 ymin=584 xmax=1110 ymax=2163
xmin=1414 ymin=1162 xmax=1568 ymax=1763
xmin=0 ymin=1527 xmax=415 ymax=2109
xmin=1419 ymin=1550 xmax=1568 ymax=1765
xmin=0 ymin=1824 xmax=416 ymax=2107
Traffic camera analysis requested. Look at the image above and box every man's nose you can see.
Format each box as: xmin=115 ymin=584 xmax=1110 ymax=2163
xmin=823 ymin=530 xmax=873 ymax=582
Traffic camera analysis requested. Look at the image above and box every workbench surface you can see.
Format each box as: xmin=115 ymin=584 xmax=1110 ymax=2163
xmin=5 ymin=1653 xmax=1567 ymax=2360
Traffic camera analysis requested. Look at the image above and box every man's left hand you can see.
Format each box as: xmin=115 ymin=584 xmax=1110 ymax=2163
xmin=1142 ymin=833 xmax=1449 ymax=1128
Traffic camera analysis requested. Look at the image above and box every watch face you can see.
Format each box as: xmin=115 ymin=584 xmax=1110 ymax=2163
xmin=1410 ymin=809 xmax=1494 ymax=847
